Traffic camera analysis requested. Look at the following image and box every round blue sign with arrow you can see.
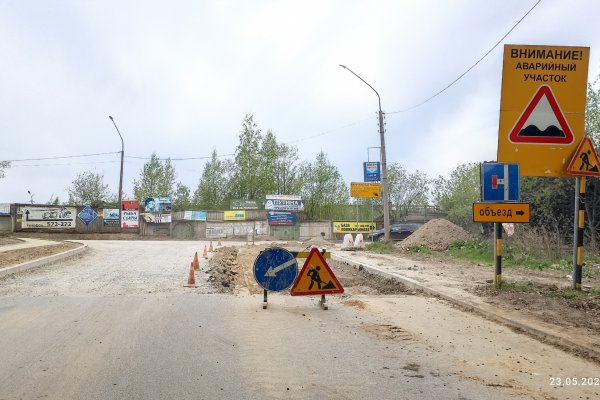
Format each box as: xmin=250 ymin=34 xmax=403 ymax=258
xmin=253 ymin=247 xmax=298 ymax=292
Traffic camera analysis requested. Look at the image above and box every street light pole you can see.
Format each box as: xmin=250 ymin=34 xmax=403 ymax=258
xmin=340 ymin=64 xmax=391 ymax=241
xmin=108 ymin=116 xmax=124 ymax=224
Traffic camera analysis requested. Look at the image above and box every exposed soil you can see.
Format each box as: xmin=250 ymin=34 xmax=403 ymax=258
xmin=0 ymin=242 xmax=82 ymax=269
xmin=0 ymin=238 xmax=23 ymax=246
xmin=206 ymin=245 xmax=414 ymax=296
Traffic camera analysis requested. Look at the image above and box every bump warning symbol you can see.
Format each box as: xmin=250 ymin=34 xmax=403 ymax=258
xmin=567 ymin=136 xmax=600 ymax=177
xmin=290 ymin=247 xmax=344 ymax=296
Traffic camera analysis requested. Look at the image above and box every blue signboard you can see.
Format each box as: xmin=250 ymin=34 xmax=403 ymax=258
xmin=267 ymin=211 xmax=296 ymax=226
xmin=481 ymin=163 xmax=520 ymax=202
xmin=363 ymin=162 xmax=381 ymax=182
xmin=253 ymin=247 xmax=298 ymax=292
xmin=78 ymin=206 xmax=98 ymax=226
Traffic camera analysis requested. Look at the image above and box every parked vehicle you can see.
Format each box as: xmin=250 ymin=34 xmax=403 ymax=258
xmin=367 ymin=223 xmax=419 ymax=241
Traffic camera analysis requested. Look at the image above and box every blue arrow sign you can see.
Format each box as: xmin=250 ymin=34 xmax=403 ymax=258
xmin=253 ymin=247 xmax=298 ymax=292
xmin=78 ymin=205 xmax=98 ymax=225
xmin=481 ymin=163 xmax=520 ymax=202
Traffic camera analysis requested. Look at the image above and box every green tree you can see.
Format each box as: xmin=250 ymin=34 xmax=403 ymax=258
xmin=387 ymin=163 xmax=430 ymax=222
xmin=432 ymin=162 xmax=480 ymax=231
xmin=229 ymin=114 xmax=263 ymax=200
xmin=275 ymin=143 xmax=302 ymax=195
xmin=583 ymin=75 xmax=600 ymax=249
xmin=133 ymin=153 xmax=177 ymax=201
xmin=193 ymin=149 xmax=231 ymax=209
xmin=300 ymin=151 xmax=349 ymax=220
xmin=67 ymin=171 xmax=113 ymax=207
xmin=173 ymin=183 xmax=192 ymax=211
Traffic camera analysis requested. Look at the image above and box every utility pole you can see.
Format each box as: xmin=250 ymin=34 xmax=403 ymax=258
xmin=340 ymin=65 xmax=390 ymax=241
xmin=108 ymin=116 xmax=125 ymax=226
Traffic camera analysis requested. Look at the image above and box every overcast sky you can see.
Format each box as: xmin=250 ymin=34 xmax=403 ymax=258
xmin=1 ymin=0 xmax=600 ymax=205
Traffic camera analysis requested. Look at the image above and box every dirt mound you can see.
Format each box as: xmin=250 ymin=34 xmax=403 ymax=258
xmin=206 ymin=247 xmax=240 ymax=292
xmin=397 ymin=219 xmax=473 ymax=251
xmin=302 ymin=237 xmax=336 ymax=249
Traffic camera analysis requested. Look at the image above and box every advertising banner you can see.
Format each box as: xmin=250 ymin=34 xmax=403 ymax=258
xmin=332 ymin=221 xmax=376 ymax=234
xmin=231 ymin=199 xmax=259 ymax=210
xmin=224 ymin=210 xmax=246 ymax=221
xmin=265 ymin=195 xmax=304 ymax=211
xmin=21 ymin=206 xmax=77 ymax=229
xmin=121 ymin=200 xmax=139 ymax=228
xmin=121 ymin=210 xmax=139 ymax=228
xmin=141 ymin=213 xmax=171 ymax=223
xmin=0 ymin=204 xmax=10 ymax=215
xmin=144 ymin=197 xmax=172 ymax=212
xmin=103 ymin=208 xmax=120 ymax=227
xmin=267 ymin=211 xmax=296 ymax=226
xmin=183 ymin=210 xmax=207 ymax=221
xmin=122 ymin=200 xmax=139 ymax=211
xmin=363 ymin=162 xmax=381 ymax=182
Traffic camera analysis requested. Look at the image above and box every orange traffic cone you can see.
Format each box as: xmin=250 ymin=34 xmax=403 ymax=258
xmin=203 ymin=245 xmax=208 ymax=259
xmin=184 ymin=262 xmax=197 ymax=287
xmin=193 ymin=252 xmax=200 ymax=271
xmin=209 ymin=241 xmax=213 ymax=252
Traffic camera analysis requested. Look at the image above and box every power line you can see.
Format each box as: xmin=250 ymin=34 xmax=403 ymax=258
xmin=125 ymin=153 xmax=236 ymax=161
xmin=388 ymin=0 xmax=542 ymax=114
xmin=3 ymin=152 xmax=120 ymax=163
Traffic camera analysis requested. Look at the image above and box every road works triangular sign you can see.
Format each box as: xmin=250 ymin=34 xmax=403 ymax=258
xmin=567 ymin=136 xmax=600 ymax=177
xmin=509 ymin=85 xmax=574 ymax=144
xmin=291 ymin=247 xmax=344 ymax=296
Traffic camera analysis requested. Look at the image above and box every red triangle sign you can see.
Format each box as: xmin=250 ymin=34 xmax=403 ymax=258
xmin=291 ymin=247 xmax=344 ymax=296
xmin=508 ymin=85 xmax=574 ymax=144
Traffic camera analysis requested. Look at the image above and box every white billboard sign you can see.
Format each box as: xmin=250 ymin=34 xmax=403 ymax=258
xmin=21 ymin=206 xmax=77 ymax=229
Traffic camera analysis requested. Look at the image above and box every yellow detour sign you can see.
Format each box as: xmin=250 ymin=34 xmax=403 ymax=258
xmin=567 ymin=136 xmax=600 ymax=177
xmin=350 ymin=182 xmax=381 ymax=198
xmin=473 ymin=202 xmax=530 ymax=223
xmin=291 ymin=247 xmax=344 ymax=296
xmin=497 ymin=45 xmax=589 ymax=177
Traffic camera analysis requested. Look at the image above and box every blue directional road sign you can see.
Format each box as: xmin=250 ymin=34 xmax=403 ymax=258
xmin=78 ymin=205 xmax=98 ymax=225
xmin=253 ymin=247 xmax=298 ymax=292
xmin=481 ymin=163 xmax=520 ymax=202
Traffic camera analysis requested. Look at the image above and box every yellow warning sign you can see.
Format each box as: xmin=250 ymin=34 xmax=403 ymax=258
xmin=497 ymin=44 xmax=589 ymax=177
xmin=290 ymin=247 xmax=344 ymax=296
xmin=350 ymin=182 xmax=381 ymax=198
xmin=567 ymin=136 xmax=600 ymax=177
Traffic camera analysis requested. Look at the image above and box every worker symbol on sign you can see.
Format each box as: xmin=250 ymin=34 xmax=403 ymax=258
xmin=567 ymin=136 xmax=600 ymax=177
xmin=579 ymin=151 xmax=599 ymax=172
xmin=291 ymin=247 xmax=344 ymax=296
xmin=306 ymin=266 xmax=336 ymax=290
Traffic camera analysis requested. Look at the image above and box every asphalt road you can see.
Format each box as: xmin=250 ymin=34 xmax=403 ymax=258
xmin=0 ymin=240 xmax=598 ymax=399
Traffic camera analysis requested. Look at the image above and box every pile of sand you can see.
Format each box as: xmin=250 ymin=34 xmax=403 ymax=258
xmin=397 ymin=219 xmax=474 ymax=251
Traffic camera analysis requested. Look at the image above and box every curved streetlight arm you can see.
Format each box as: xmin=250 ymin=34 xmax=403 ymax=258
xmin=108 ymin=116 xmax=124 ymax=150
xmin=339 ymin=65 xmax=382 ymax=112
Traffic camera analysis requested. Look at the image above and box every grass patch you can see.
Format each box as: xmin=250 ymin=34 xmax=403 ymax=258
xmin=448 ymin=240 xmax=493 ymax=264
xmin=544 ymin=288 xmax=600 ymax=300
xmin=365 ymin=242 xmax=395 ymax=253
xmin=410 ymin=245 xmax=433 ymax=255
xmin=446 ymin=239 xmax=577 ymax=272
xmin=496 ymin=280 xmax=530 ymax=292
